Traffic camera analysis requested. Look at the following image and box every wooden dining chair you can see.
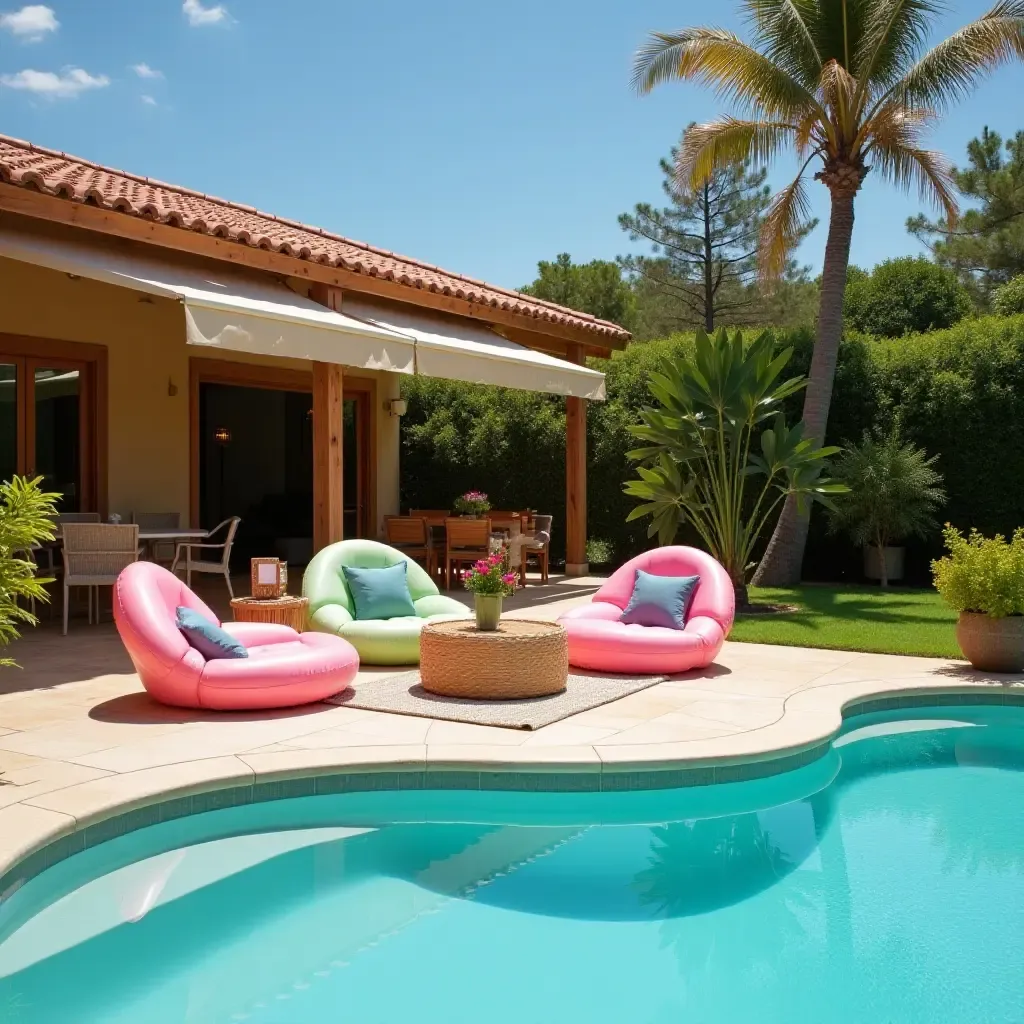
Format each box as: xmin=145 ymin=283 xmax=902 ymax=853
xmin=487 ymin=511 xmax=525 ymax=537
xmin=444 ymin=517 xmax=491 ymax=590
xmin=384 ymin=516 xmax=435 ymax=577
xmin=523 ymin=514 xmax=553 ymax=584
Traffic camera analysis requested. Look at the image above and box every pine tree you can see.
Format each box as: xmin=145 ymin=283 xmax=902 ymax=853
xmin=908 ymin=127 xmax=1024 ymax=306
xmin=618 ymin=147 xmax=772 ymax=333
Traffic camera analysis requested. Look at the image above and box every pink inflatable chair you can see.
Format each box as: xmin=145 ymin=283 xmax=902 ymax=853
xmin=113 ymin=562 xmax=359 ymax=710
xmin=558 ymin=546 xmax=735 ymax=674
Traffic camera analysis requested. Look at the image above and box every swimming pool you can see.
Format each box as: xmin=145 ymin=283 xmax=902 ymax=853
xmin=1 ymin=704 xmax=1022 ymax=1023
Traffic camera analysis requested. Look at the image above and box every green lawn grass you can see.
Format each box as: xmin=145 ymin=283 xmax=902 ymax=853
xmin=730 ymin=584 xmax=961 ymax=658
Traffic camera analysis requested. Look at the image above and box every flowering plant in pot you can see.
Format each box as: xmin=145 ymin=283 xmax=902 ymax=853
xmin=932 ymin=525 xmax=1024 ymax=671
xmin=453 ymin=491 xmax=490 ymax=518
xmin=463 ymin=551 xmax=517 ymax=630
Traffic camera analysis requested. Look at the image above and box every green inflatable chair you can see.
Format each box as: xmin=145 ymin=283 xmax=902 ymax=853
xmin=302 ymin=539 xmax=471 ymax=665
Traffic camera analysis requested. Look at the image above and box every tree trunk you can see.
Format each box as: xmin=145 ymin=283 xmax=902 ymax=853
xmin=752 ymin=183 xmax=858 ymax=587
xmin=703 ymin=181 xmax=715 ymax=332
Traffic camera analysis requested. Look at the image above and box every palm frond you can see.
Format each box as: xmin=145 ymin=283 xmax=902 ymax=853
xmin=678 ymin=117 xmax=799 ymax=189
xmin=631 ymin=27 xmax=821 ymax=120
xmin=742 ymin=0 xmax=823 ymax=88
xmin=870 ymin=137 xmax=960 ymax=225
xmin=758 ymin=170 xmax=813 ymax=281
xmin=891 ymin=0 xmax=1024 ymax=110
xmin=818 ymin=58 xmax=861 ymax=135
xmin=853 ymin=0 xmax=942 ymax=90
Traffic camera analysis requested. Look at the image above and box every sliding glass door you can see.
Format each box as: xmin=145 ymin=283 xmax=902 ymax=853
xmin=0 ymin=353 xmax=94 ymax=511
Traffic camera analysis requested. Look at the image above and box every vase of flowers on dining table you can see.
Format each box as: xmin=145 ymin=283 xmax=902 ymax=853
xmin=463 ymin=551 xmax=517 ymax=630
xmin=453 ymin=490 xmax=491 ymax=518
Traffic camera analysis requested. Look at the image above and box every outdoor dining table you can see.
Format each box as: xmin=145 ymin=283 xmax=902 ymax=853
xmin=136 ymin=528 xmax=208 ymax=562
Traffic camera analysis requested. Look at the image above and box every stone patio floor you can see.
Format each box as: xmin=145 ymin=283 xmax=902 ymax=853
xmin=1 ymin=573 xmax=1021 ymax=879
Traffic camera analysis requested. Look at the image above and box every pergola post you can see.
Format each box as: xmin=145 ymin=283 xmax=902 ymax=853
xmin=565 ymin=344 xmax=588 ymax=576
xmin=312 ymin=360 xmax=344 ymax=552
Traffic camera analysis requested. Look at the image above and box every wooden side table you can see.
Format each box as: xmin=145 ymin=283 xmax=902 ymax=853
xmin=420 ymin=618 xmax=568 ymax=699
xmin=229 ymin=595 xmax=309 ymax=633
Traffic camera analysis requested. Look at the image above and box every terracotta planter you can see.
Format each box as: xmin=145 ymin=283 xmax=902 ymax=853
xmin=474 ymin=593 xmax=502 ymax=631
xmin=864 ymin=545 xmax=905 ymax=584
xmin=955 ymin=611 xmax=1024 ymax=672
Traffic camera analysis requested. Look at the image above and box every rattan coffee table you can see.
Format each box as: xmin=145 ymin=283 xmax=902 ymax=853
xmin=230 ymin=596 xmax=309 ymax=633
xmin=419 ymin=618 xmax=568 ymax=699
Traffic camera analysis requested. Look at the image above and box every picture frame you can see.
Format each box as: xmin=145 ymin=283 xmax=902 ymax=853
xmin=250 ymin=557 xmax=283 ymax=599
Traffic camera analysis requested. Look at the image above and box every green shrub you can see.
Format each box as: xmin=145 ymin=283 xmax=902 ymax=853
xmin=993 ymin=274 xmax=1024 ymax=316
xmin=843 ymin=257 xmax=973 ymax=337
xmin=400 ymin=315 xmax=1024 ymax=578
xmin=932 ymin=525 xmax=1024 ymax=617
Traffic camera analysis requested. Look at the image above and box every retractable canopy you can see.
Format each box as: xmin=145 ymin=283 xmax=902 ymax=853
xmin=344 ymin=299 xmax=607 ymax=400
xmin=0 ymin=228 xmax=416 ymax=373
xmin=0 ymin=227 xmax=606 ymax=398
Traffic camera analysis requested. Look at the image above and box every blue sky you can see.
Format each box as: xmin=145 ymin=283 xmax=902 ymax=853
xmin=1 ymin=0 xmax=1022 ymax=291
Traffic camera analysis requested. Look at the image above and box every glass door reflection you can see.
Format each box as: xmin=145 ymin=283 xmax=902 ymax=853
xmin=33 ymin=367 xmax=81 ymax=511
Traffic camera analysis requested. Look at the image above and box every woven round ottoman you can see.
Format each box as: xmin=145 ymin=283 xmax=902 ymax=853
xmin=419 ymin=619 xmax=568 ymax=699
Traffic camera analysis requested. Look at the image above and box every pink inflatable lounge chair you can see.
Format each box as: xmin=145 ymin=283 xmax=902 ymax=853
xmin=558 ymin=546 xmax=735 ymax=674
xmin=113 ymin=562 xmax=359 ymax=710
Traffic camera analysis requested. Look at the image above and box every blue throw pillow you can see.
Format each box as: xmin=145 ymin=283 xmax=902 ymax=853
xmin=342 ymin=562 xmax=417 ymax=620
xmin=176 ymin=606 xmax=248 ymax=660
xmin=619 ymin=570 xmax=700 ymax=630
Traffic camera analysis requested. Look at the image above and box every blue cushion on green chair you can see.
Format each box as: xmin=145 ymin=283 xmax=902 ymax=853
xmin=176 ymin=607 xmax=248 ymax=660
xmin=342 ymin=562 xmax=417 ymax=620
xmin=619 ymin=570 xmax=700 ymax=630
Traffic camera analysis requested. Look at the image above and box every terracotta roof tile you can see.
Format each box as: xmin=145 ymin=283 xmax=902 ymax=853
xmin=0 ymin=135 xmax=629 ymax=343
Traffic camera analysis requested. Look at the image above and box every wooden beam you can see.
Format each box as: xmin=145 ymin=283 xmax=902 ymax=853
xmin=565 ymin=344 xmax=588 ymax=576
xmin=312 ymin=361 xmax=344 ymax=552
xmin=0 ymin=186 xmax=627 ymax=350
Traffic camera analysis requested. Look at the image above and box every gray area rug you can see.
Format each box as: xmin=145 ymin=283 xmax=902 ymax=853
xmin=325 ymin=669 xmax=667 ymax=730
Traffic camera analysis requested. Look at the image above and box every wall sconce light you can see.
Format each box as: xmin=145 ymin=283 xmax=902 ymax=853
xmin=213 ymin=426 xmax=232 ymax=444
xmin=388 ymin=398 xmax=408 ymax=418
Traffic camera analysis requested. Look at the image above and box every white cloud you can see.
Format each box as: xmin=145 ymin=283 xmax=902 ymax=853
xmin=0 ymin=67 xmax=110 ymax=99
xmin=141 ymin=94 xmax=157 ymax=106
xmin=182 ymin=0 xmax=227 ymax=26
xmin=0 ymin=5 xmax=59 ymax=42
xmin=131 ymin=62 xmax=163 ymax=80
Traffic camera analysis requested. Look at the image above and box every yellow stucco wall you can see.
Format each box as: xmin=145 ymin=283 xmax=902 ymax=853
xmin=0 ymin=253 xmax=400 ymax=533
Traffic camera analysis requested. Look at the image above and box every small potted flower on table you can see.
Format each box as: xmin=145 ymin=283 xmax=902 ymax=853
xmin=463 ymin=551 xmax=517 ymax=630
xmin=453 ymin=491 xmax=491 ymax=518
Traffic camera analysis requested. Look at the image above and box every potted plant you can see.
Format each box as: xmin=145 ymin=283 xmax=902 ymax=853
xmin=463 ymin=551 xmax=517 ymax=630
xmin=827 ymin=422 xmax=945 ymax=587
xmin=453 ymin=491 xmax=491 ymax=518
xmin=1 ymin=476 xmax=58 ymax=667
xmin=933 ymin=525 xmax=1024 ymax=671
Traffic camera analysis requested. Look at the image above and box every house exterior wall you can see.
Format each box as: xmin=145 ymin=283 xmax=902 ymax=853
xmin=0 ymin=254 xmax=400 ymax=533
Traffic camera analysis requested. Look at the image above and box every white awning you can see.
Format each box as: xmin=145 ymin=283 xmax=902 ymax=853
xmin=344 ymin=298 xmax=607 ymax=400
xmin=0 ymin=228 xmax=417 ymax=374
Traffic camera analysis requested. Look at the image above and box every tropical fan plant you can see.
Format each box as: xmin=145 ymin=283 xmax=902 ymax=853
xmin=633 ymin=0 xmax=1024 ymax=586
xmin=623 ymin=328 xmax=845 ymax=606
xmin=1 ymin=476 xmax=58 ymax=667
xmin=827 ymin=421 xmax=946 ymax=586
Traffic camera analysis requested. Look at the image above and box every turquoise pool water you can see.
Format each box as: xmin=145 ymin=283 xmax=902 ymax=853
xmin=1 ymin=706 xmax=1023 ymax=1023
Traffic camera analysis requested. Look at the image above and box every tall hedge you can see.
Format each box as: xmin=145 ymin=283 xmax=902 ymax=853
xmin=400 ymin=315 xmax=1024 ymax=580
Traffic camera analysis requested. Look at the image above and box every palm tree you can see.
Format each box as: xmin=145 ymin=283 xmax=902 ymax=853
xmin=633 ymin=0 xmax=1024 ymax=585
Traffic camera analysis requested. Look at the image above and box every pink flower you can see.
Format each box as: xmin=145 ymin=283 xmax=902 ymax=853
xmin=488 ymin=553 xmax=502 ymax=566
xmin=473 ymin=560 xmax=489 ymax=573
xmin=501 ymin=573 xmax=516 ymax=585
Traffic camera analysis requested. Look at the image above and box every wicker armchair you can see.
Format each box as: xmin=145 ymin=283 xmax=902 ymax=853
xmin=171 ymin=517 xmax=240 ymax=598
xmin=61 ymin=523 xmax=139 ymax=635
